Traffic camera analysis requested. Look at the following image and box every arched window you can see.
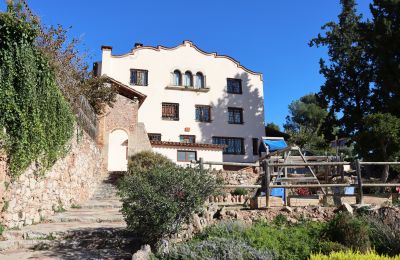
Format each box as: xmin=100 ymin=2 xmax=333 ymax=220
xmin=173 ymin=70 xmax=182 ymax=86
xmin=195 ymin=72 xmax=205 ymax=89
xmin=184 ymin=71 xmax=193 ymax=87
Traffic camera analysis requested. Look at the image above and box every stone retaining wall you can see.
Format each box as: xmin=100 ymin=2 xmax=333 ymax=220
xmin=212 ymin=170 xmax=259 ymax=185
xmin=0 ymin=128 xmax=104 ymax=229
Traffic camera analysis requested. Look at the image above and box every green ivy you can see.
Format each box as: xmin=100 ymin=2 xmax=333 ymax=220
xmin=0 ymin=11 xmax=74 ymax=177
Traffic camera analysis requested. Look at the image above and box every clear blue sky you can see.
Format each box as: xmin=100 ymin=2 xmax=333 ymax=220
xmin=1 ymin=0 xmax=372 ymax=128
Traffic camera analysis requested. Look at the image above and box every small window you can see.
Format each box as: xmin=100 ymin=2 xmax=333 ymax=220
xmin=130 ymin=69 xmax=148 ymax=86
xmin=177 ymin=150 xmax=197 ymax=162
xmin=184 ymin=71 xmax=193 ymax=87
xmin=252 ymin=138 xmax=259 ymax=155
xmin=173 ymin=70 xmax=182 ymax=86
xmin=194 ymin=72 xmax=205 ymax=89
xmin=212 ymin=137 xmax=244 ymax=155
xmin=195 ymin=105 xmax=211 ymax=122
xmin=228 ymin=107 xmax=243 ymax=124
xmin=148 ymin=133 xmax=161 ymax=141
xmin=180 ymin=135 xmax=195 ymax=143
xmin=227 ymin=78 xmax=242 ymax=94
xmin=162 ymin=102 xmax=179 ymax=120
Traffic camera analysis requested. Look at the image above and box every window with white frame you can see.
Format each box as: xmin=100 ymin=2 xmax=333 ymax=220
xmin=173 ymin=70 xmax=182 ymax=86
xmin=184 ymin=71 xmax=193 ymax=87
xmin=130 ymin=69 xmax=148 ymax=86
xmin=194 ymin=72 xmax=205 ymax=88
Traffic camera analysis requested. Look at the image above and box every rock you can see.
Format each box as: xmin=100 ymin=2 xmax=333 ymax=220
xmin=281 ymin=206 xmax=293 ymax=213
xmin=132 ymin=244 xmax=152 ymax=260
xmin=335 ymin=202 xmax=354 ymax=215
xmin=192 ymin=214 xmax=202 ymax=232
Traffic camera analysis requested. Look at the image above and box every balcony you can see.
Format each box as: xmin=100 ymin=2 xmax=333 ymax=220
xmin=165 ymin=85 xmax=210 ymax=93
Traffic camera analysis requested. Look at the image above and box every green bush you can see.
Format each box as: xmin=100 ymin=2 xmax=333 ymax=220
xmin=311 ymin=250 xmax=398 ymax=260
xmin=367 ymin=214 xmax=400 ymax=256
xmin=160 ymin=237 xmax=273 ymax=260
xmin=324 ymin=213 xmax=370 ymax=252
xmin=231 ymin=187 xmax=248 ymax=196
xmin=127 ymin=151 xmax=175 ymax=174
xmin=118 ymin=164 xmax=218 ymax=245
xmin=0 ymin=10 xmax=74 ymax=176
xmin=194 ymin=220 xmax=326 ymax=260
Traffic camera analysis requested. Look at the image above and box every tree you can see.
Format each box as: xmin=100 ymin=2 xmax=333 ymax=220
xmin=9 ymin=1 xmax=116 ymax=115
xmin=284 ymin=93 xmax=329 ymax=152
xmin=266 ymin=123 xmax=281 ymax=132
xmin=355 ymin=113 xmax=400 ymax=182
xmin=310 ymin=0 xmax=400 ymax=181
xmin=310 ymin=0 xmax=372 ymax=138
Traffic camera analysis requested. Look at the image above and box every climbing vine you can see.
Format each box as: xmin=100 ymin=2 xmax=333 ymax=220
xmin=0 ymin=9 xmax=74 ymax=177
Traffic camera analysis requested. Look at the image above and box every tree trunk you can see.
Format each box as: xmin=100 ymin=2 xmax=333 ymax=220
xmin=381 ymin=164 xmax=389 ymax=183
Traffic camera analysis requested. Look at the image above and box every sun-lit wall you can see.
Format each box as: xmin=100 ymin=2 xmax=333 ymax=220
xmin=100 ymin=41 xmax=265 ymax=163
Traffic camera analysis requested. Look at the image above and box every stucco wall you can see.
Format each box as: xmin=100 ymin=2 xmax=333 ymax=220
xmin=152 ymin=146 xmax=223 ymax=170
xmin=100 ymin=41 xmax=265 ymax=163
xmin=0 ymin=128 xmax=103 ymax=229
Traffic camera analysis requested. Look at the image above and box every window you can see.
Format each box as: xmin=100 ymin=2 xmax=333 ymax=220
xmin=148 ymin=133 xmax=161 ymax=141
xmin=252 ymin=138 xmax=259 ymax=155
xmin=212 ymin=137 xmax=244 ymax=155
xmin=228 ymin=107 xmax=243 ymax=124
xmin=227 ymin=78 xmax=242 ymax=94
xmin=180 ymin=135 xmax=195 ymax=143
xmin=195 ymin=105 xmax=211 ymax=122
xmin=173 ymin=70 xmax=182 ymax=86
xmin=194 ymin=72 xmax=205 ymax=89
xmin=184 ymin=71 xmax=193 ymax=87
xmin=162 ymin=103 xmax=179 ymax=120
xmin=177 ymin=150 xmax=197 ymax=162
xmin=130 ymin=69 xmax=148 ymax=86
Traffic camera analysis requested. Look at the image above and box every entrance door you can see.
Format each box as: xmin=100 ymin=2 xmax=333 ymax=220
xmin=108 ymin=129 xmax=128 ymax=171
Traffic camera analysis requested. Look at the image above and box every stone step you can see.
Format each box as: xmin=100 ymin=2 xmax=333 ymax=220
xmin=80 ymin=200 xmax=122 ymax=209
xmin=48 ymin=208 xmax=124 ymax=223
xmin=2 ymin=222 xmax=126 ymax=241
xmin=0 ymin=239 xmax=55 ymax=252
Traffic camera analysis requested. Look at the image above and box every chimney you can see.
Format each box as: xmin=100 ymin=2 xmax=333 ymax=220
xmin=134 ymin=42 xmax=143 ymax=48
xmin=101 ymin=45 xmax=112 ymax=51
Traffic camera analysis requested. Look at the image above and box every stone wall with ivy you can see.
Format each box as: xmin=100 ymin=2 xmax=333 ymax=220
xmin=0 ymin=10 xmax=74 ymax=177
xmin=0 ymin=128 xmax=104 ymax=229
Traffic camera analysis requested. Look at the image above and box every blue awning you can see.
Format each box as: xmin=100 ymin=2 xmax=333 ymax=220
xmin=263 ymin=139 xmax=288 ymax=152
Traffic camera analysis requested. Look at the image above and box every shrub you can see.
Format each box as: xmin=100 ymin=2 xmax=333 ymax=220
xmin=367 ymin=214 xmax=400 ymax=256
xmin=194 ymin=220 xmax=325 ymax=260
xmin=310 ymin=250 xmax=397 ymax=260
xmin=324 ymin=213 xmax=370 ymax=252
xmin=127 ymin=151 xmax=175 ymax=175
xmin=231 ymin=187 xmax=248 ymax=196
xmin=118 ymin=164 xmax=218 ymax=245
xmin=160 ymin=237 xmax=273 ymax=260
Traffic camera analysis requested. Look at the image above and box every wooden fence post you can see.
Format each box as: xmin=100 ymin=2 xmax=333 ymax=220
xmin=264 ymin=160 xmax=271 ymax=208
xmin=199 ymin=157 xmax=204 ymax=171
xmin=356 ymin=159 xmax=364 ymax=204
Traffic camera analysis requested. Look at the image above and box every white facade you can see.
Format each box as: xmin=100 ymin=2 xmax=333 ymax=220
xmin=152 ymin=145 xmax=223 ymax=170
xmin=99 ymin=41 xmax=265 ymax=163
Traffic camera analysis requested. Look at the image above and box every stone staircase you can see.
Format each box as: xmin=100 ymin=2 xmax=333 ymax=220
xmin=0 ymin=175 xmax=140 ymax=259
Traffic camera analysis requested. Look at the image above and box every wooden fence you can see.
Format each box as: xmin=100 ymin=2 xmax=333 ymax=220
xmin=193 ymin=158 xmax=400 ymax=207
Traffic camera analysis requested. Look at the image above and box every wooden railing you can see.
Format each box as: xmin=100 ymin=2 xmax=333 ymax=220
xmin=192 ymin=158 xmax=400 ymax=207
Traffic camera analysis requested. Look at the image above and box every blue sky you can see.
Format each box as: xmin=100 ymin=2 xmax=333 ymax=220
xmin=1 ymin=0 xmax=372 ymax=128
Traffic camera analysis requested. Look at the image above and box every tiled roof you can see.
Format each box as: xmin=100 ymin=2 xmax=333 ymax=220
xmin=150 ymin=140 xmax=225 ymax=150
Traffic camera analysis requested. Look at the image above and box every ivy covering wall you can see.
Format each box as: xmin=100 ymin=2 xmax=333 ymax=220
xmin=0 ymin=11 xmax=74 ymax=177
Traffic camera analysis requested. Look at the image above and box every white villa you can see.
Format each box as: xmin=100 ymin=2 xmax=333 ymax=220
xmin=96 ymin=40 xmax=265 ymax=170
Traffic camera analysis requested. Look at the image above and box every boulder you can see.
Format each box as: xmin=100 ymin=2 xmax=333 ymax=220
xmin=132 ymin=244 xmax=152 ymax=260
xmin=281 ymin=206 xmax=293 ymax=213
xmin=335 ymin=202 xmax=354 ymax=215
